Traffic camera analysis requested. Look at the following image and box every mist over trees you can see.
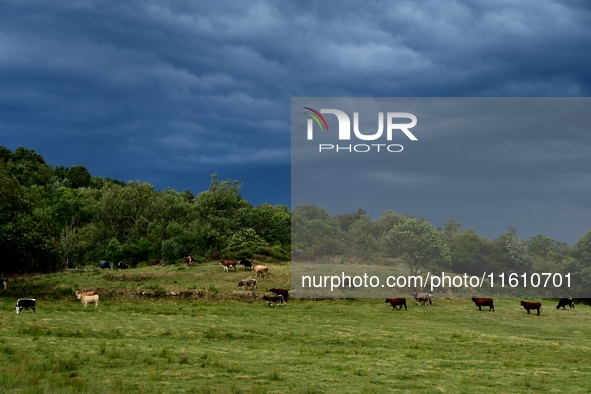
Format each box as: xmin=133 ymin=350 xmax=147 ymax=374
xmin=0 ymin=146 xmax=289 ymax=274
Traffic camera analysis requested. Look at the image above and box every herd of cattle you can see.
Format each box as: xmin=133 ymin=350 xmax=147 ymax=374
xmin=11 ymin=258 xmax=286 ymax=312
xmin=6 ymin=259 xmax=580 ymax=314
xmin=384 ymin=295 xmax=576 ymax=316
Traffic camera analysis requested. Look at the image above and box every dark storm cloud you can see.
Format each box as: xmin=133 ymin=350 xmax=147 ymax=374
xmin=292 ymin=98 xmax=591 ymax=244
xmin=0 ymin=1 xmax=590 ymax=219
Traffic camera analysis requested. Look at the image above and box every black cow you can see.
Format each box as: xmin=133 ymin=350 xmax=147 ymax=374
xmin=556 ymin=298 xmax=575 ymax=310
xmin=117 ymin=261 xmax=128 ymax=269
xmin=238 ymin=259 xmax=253 ymax=271
xmin=98 ymin=260 xmax=113 ymax=269
xmin=15 ymin=298 xmax=36 ymax=314
xmin=262 ymin=294 xmax=284 ymax=307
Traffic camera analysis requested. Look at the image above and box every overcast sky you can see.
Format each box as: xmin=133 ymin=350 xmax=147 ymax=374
xmin=292 ymin=98 xmax=591 ymax=244
xmin=1 ymin=1 xmax=590 ymax=242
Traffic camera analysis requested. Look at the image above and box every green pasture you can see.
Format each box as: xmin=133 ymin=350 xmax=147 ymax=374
xmin=1 ymin=263 xmax=591 ymax=393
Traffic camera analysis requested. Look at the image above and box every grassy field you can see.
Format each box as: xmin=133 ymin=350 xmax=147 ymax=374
xmin=1 ymin=263 xmax=591 ymax=393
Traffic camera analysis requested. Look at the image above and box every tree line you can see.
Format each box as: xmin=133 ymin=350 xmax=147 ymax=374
xmin=0 ymin=146 xmax=290 ymax=274
xmin=3 ymin=145 xmax=590 ymax=295
xmin=292 ymin=205 xmax=591 ymax=295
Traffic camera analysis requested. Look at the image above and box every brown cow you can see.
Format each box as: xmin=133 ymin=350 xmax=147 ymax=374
xmin=270 ymin=288 xmax=289 ymax=302
xmin=472 ymin=297 xmax=494 ymax=311
xmin=385 ymin=298 xmax=407 ymax=311
xmin=76 ymin=290 xmax=96 ymax=297
xmin=219 ymin=260 xmax=237 ymax=272
xmin=520 ymin=300 xmax=541 ymax=315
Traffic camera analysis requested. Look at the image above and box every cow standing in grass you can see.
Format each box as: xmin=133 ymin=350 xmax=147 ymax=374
xmin=471 ymin=297 xmax=494 ymax=311
xmin=77 ymin=293 xmax=99 ymax=310
xmin=236 ymin=279 xmax=257 ymax=290
xmin=238 ymin=259 xmax=253 ymax=271
xmin=270 ymin=288 xmax=289 ymax=302
xmin=15 ymin=298 xmax=36 ymax=314
xmin=556 ymin=298 xmax=575 ymax=310
xmin=219 ymin=260 xmax=237 ymax=272
xmin=520 ymin=300 xmax=541 ymax=315
xmin=411 ymin=292 xmax=433 ymax=306
xmin=253 ymin=264 xmax=268 ymax=278
xmin=262 ymin=294 xmax=284 ymax=307
xmin=385 ymin=298 xmax=407 ymax=311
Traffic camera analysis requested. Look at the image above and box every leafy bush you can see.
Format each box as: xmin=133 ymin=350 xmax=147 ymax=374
xmin=224 ymin=240 xmax=290 ymax=261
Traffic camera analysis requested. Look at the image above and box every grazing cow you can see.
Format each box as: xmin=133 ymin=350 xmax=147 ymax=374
xmin=411 ymin=292 xmax=433 ymax=306
xmin=185 ymin=255 xmax=194 ymax=266
xmin=236 ymin=279 xmax=257 ymax=290
xmin=269 ymin=288 xmax=289 ymax=302
xmin=77 ymin=293 xmax=99 ymax=310
xmin=1 ymin=278 xmax=6 ymax=290
xmin=98 ymin=260 xmax=113 ymax=269
xmin=471 ymin=297 xmax=494 ymax=311
xmin=385 ymin=298 xmax=407 ymax=311
xmin=262 ymin=294 xmax=284 ymax=307
xmin=75 ymin=290 xmax=96 ymax=298
xmin=14 ymin=298 xmax=36 ymax=314
xmin=556 ymin=298 xmax=575 ymax=310
xmin=252 ymin=264 xmax=268 ymax=278
xmin=117 ymin=261 xmax=128 ymax=269
xmin=238 ymin=259 xmax=253 ymax=271
xmin=520 ymin=300 xmax=541 ymax=315
xmin=219 ymin=260 xmax=237 ymax=272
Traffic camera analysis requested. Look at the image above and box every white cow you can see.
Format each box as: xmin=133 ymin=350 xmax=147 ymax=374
xmin=77 ymin=293 xmax=99 ymax=309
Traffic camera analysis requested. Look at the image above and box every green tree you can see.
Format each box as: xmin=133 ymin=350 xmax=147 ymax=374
xmin=385 ymin=218 xmax=451 ymax=274
xmin=566 ymin=229 xmax=591 ymax=296
xmin=66 ymin=165 xmax=91 ymax=189
xmin=5 ymin=146 xmax=54 ymax=187
xmin=335 ymin=208 xmax=368 ymax=233
xmin=448 ymin=229 xmax=494 ymax=275
xmin=161 ymin=238 xmax=180 ymax=264
xmin=104 ymin=238 xmax=123 ymax=262
xmin=291 ymin=204 xmax=341 ymax=250
xmin=192 ymin=174 xmax=250 ymax=255
xmin=0 ymin=167 xmax=61 ymax=273
xmin=442 ymin=218 xmax=463 ymax=241
xmin=491 ymin=227 xmax=532 ymax=273
xmin=238 ymin=204 xmax=291 ymax=246
xmin=346 ymin=215 xmax=380 ymax=256
xmin=527 ymin=234 xmax=569 ymax=264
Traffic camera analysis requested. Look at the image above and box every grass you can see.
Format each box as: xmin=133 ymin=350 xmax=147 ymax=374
xmin=1 ymin=263 xmax=591 ymax=393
